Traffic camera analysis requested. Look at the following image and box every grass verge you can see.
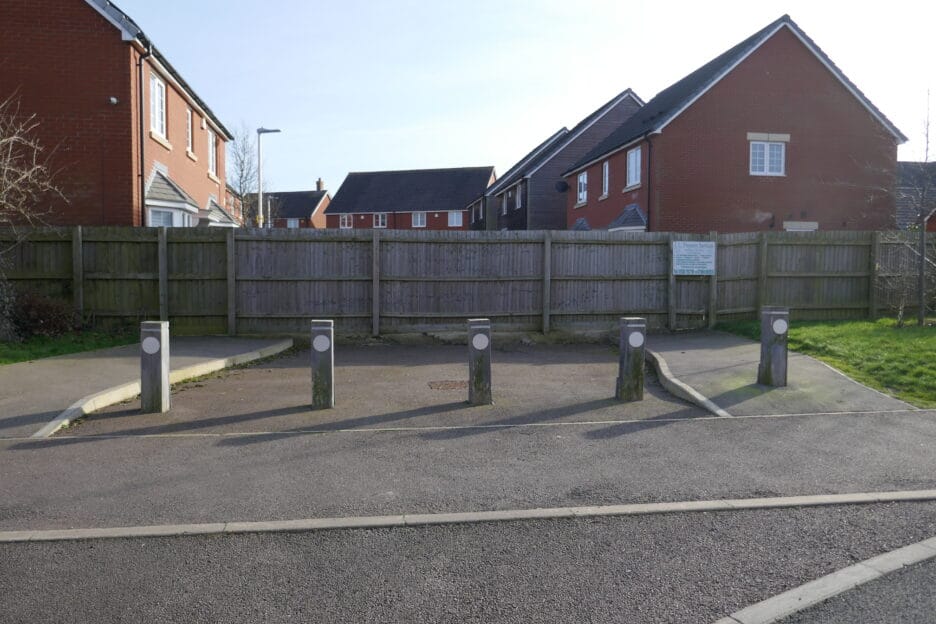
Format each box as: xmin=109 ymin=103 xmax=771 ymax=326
xmin=0 ymin=331 xmax=136 ymax=365
xmin=715 ymin=318 xmax=936 ymax=408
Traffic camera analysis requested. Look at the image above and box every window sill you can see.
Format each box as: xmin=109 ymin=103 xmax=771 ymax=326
xmin=573 ymin=202 xmax=587 ymax=209
xmin=598 ymin=194 xmax=609 ymax=202
xmin=750 ymin=172 xmax=786 ymax=177
xmin=622 ymin=183 xmax=641 ymax=192
xmin=186 ymin=150 xmax=198 ymax=162
xmin=150 ymin=131 xmax=172 ymax=151
xmin=207 ymin=171 xmax=220 ymax=184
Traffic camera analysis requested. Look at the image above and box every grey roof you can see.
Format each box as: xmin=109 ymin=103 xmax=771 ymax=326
xmin=486 ymin=128 xmax=569 ymax=196
xmin=326 ymin=167 xmax=495 ymax=215
xmin=571 ymin=217 xmax=591 ymax=231
xmin=565 ymin=15 xmax=906 ymax=176
xmin=86 ymin=0 xmax=232 ymax=140
xmin=146 ymin=171 xmax=198 ymax=207
xmin=608 ymin=204 xmax=647 ymax=230
xmin=202 ymin=199 xmax=238 ymax=226
xmin=896 ymin=161 xmax=936 ymax=229
xmin=489 ymin=88 xmax=643 ymax=197
xmin=250 ymin=190 xmax=328 ymax=219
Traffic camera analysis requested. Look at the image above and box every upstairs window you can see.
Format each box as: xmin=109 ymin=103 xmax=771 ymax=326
xmin=601 ymin=161 xmax=609 ymax=196
xmin=150 ymin=74 xmax=167 ymax=137
xmin=412 ymin=211 xmax=426 ymax=228
xmin=373 ymin=213 xmax=387 ymax=228
xmin=626 ymin=147 xmax=641 ymax=188
xmin=339 ymin=214 xmax=352 ymax=229
xmin=186 ymin=109 xmax=193 ymax=152
xmin=750 ymin=141 xmax=785 ymax=176
xmin=577 ymin=172 xmax=587 ymax=204
xmin=207 ymin=129 xmax=217 ymax=175
xmin=501 ymin=195 xmax=507 ymax=216
xmin=448 ymin=211 xmax=463 ymax=227
xmin=286 ymin=218 xmax=299 ymax=229
xmin=515 ymin=184 xmax=522 ymax=209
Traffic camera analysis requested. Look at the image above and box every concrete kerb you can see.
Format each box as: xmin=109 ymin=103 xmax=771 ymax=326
xmin=29 ymin=339 xmax=294 ymax=439
xmin=713 ymin=536 xmax=936 ymax=624
xmin=645 ymin=349 xmax=733 ymax=418
xmin=4 ymin=489 xmax=936 ymax=545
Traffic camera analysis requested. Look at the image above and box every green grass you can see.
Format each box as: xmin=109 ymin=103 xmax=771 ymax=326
xmin=715 ymin=318 xmax=936 ymax=408
xmin=0 ymin=331 xmax=136 ymax=365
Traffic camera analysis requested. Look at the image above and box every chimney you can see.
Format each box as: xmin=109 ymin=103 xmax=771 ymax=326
xmin=316 ymin=177 xmax=324 ymax=192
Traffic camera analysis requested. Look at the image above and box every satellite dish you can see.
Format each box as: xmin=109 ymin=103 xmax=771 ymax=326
xmin=555 ymin=181 xmax=569 ymax=193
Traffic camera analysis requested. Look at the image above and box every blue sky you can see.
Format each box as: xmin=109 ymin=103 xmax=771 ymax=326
xmin=118 ymin=0 xmax=934 ymax=194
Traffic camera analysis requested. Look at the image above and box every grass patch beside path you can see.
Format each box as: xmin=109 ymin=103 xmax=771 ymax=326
xmin=715 ymin=318 xmax=936 ymax=408
xmin=0 ymin=331 xmax=136 ymax=365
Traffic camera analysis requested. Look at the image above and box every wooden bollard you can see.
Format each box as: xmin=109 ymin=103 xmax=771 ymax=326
xmin=310 ymin=320 xmax=335 ymax=409
xmin=140 ymin=321 xmax=170 ymax=413
xmin=616 ymin=317 xmax=646 ymax=401
xmin=757 ymin=307 xmax=789 ymax=387
xmin=468 ymin=318 xmax=493 ymax=405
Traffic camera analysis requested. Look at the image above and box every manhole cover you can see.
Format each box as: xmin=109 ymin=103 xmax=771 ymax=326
xmin=428 ymin=380 xmax=467 ymax=390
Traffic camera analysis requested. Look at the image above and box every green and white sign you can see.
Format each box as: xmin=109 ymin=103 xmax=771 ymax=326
xmin=673 ymin=241 xmax=716 ymax=276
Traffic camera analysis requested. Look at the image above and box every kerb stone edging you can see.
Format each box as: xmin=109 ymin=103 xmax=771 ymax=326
xmin=713 ymin=535 xmax=936 ymax=624
xmin=645 ymin=349 xmax=733 ymax=418
xmin=3 ymin=489 xmax=936 ymax=544
xmin=30 ymin=339 xmax=293 ymax=439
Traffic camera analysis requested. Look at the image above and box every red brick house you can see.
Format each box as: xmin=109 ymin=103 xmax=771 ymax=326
xmin=563 ymin=15 xmax=907 ymax=234
xmin=325 ymin=167 xmax=496 ymax=230
xmin=251 ymin=179 xmax=331 ymax=229
xmin=473 ymin=88 xmax=643 ymax=231
xmin=0 ymin=0 xmax=234 ymax=227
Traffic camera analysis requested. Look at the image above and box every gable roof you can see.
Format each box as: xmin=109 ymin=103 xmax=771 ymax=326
xmin=486 ymin=128 xmax=569 ymax=197
xmin=253 ymin=190 xmax=329 ymax=219
xmin=608 ymin=204 xmax=647 ymax=230
xmin=326 ymin=167 xmax=495 ymax=215
xmin=202 ymin=199 xmax=239 ymax=227
xmin=85 ymin=0 xmax=232 ymax=140
xmin=565 ymin=15 xmax=906 ymax=176
xmin=146 ymin=171 xmax=198 ymax=209
xmin=490 ymin=88 xmax=644 ymax=196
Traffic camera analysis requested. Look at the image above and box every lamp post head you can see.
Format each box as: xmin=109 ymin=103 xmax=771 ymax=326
xmin=257 ymin=127 xmax=281 ymax=135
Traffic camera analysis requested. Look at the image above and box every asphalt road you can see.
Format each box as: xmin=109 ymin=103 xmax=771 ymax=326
xmin=3 ymin=503 xmax=936 ymax=624
xmin=2 ymin=408 xmax=936 ymax=530
xmin=782 ymin=556 xmax=936 ymax=624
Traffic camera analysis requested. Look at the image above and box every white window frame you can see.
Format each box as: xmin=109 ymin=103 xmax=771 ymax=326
xmin=149 ymin=208 xmax=174 ymax=227
xmin=286 ymin=218 xmax=300 ymax=229
xmin=339 ymin=214 xmax=352 ymax=229
xmin=448 ymin=211 xmax=463 ymax=227
xmin=207 ymin=128 xmax=217 ymax=175
xmin=501 ymin=195 xmax=507 ymax=216
xmin=750 ymin=141 xmax=785 ymax=176
xmin=515 ymin=185 xmax=522 ymax=209
xmin=373 ymin=213 xmax=387 ymax=228
xmin=601 ymin=161 xmax=609 ymax=196
xmin=185 ymin=109 xmax=193 ymax=152
xmin=412 ymin=211 xmax=426 ymax=228
xmin=626 ymin=147 xmax=641 ymax=188
xmin=576 ymin=172 xmax=587 ymax=205
xmin=150 ymin=74 xmax=167 ymax=137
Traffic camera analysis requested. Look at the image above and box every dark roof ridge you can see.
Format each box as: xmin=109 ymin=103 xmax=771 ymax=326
xmin=346 ymin=166 xmax=495 ymax=176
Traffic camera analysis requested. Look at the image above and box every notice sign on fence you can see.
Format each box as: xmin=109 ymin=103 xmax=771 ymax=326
xmin=672 ymin=241 xmax=716 ymax=276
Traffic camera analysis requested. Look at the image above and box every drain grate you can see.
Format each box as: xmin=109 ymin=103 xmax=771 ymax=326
xmin=428 ymin=380 xmax=467 ymax=390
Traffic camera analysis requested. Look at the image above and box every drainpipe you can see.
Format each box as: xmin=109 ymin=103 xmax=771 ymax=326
xmin=646 ymin=134 xmax=654 ymax=231
xmin=137 ymin=42 xmax=153 ymax=226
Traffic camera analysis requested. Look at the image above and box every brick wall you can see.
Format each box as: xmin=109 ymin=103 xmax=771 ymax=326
xmin=325 ymin=210 xmax=469 ymax=230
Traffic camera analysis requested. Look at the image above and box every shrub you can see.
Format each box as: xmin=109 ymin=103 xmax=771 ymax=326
xmin=0 ymin=279 xmax=17 ymax=342
xmin=12 ymin=291 xmax=77 ymax=338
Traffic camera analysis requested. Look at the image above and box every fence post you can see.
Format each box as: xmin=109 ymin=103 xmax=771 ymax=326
xmin=869 ymin=231 xmax=880 ymax=320
xmin=542 ymin=231 xmax=552 ymax=334
xmin=158 ymin=227 xmax=168 ymax=321
xmin=72 ymin=226 xmax=83 ymax=321
xmin=226 ymin=228 xmax=236 ymax=335
xmin=668 ymin=234 xmax=677 ymax=330
xmin=140 ymin=320 xmax=170 ymax=413
xmin=372 ymin=230 xmax=380 ymax=337
xmin=708 ymin=230 xmax=718 ymax=329
xmin=468 ymin=318 xmax=493 ymax=405
xmin=757 ymin=232 xmax=769 ymax=312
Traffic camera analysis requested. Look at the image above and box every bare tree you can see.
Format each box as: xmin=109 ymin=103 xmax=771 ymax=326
xmin=0 ymin=95 xmax=63 ymax=246
xmin=228 ymin=122 xmax=259 ymax=226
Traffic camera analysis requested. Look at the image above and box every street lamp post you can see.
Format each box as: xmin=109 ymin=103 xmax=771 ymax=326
xmin=256 ymin=127 xmax=281 ymax=228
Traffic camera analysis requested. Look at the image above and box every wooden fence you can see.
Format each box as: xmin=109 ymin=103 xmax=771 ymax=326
xmin=1 ymin=227 xmax=930 ymax=335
